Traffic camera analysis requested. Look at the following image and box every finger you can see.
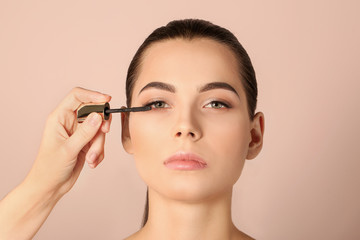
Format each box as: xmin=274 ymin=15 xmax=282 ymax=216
xmin=58 ymin=87 xmax=111 ymax=112
xmin=80 ymin=142 xmax=91 ymax=155
xmin=85 ymin=130 xmax=105 ymax=165
xmin=64 ymin=112 xmax=102 ymax=158
xmin=101 ymin=113 xmax=112 ymax=133
xmin=89 ymin=153 xmax=104 ymax=169
xmin=72 ymin=148 xmax=87 ymax=180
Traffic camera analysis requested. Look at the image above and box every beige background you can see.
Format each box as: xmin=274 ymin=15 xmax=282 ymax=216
xmin=1 ymin=0 xmax=359 ymax=239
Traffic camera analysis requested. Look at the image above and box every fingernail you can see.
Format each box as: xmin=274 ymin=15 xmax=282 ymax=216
xmin=88 ymin=152 xmax=97 ymax=164
xmin=89 ymin=113 xmax=101 ymax=126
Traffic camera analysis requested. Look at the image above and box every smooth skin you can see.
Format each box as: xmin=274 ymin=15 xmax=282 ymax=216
xmin=0 ymin=88 xmax=112 ymax=239
xmin=121 ymin=38 xmax=264 ymax=240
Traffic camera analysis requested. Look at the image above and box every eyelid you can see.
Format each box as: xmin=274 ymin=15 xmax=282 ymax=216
xmin=144 ymin=99 xmax=171 ymax=109
xmin=141 ymin=97 xmax=232 ymax=109
xmin=203 ymin=100 xmax=230 ymax=109
xmin=142 ymin=97 xmax=167 ymax=105
xmin=204 ymin=97 xmax=232 ymax=107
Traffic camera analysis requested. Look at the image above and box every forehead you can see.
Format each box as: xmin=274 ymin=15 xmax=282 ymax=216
xmin=134 ymin=38 xmax=244 ymax=95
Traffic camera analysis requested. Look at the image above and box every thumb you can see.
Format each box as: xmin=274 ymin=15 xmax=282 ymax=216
xmin=65 ymin=113 xmax=102 ymax=158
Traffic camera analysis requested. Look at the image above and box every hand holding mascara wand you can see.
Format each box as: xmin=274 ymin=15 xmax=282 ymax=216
xmin=76 ymin=102 xmax=152 ymax=122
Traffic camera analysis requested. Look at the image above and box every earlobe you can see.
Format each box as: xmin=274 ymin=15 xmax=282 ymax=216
xmin=246 ymin=112 xmax=265 ymax=160
xmin=121 ymin=110 xmax=134 ymax=154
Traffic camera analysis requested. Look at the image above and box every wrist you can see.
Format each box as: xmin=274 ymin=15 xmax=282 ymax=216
xmin=23 ymin=171 xmax=64 ymax=205
xmin=0 ymin=177 xmax=63 ymax=239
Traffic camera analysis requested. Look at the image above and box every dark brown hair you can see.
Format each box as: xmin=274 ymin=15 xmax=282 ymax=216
xmin=125 ymin=19 xmax=258 ymax=228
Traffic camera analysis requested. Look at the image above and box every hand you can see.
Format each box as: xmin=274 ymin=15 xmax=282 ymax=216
xmin=26 ymin=87 xmax=112 ymax=197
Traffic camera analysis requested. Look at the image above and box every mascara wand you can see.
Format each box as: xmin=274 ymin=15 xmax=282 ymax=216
xmin=76 ymin=102 xmax=151 ymax=123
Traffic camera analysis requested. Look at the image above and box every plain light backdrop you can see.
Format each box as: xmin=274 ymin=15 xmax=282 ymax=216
xmin=1 ymin=0 xmax=359 ymax=239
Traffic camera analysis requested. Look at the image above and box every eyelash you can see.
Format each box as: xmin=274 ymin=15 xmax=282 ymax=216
xmin=207 ymin=101 xmax=230 ymax=109
xmin=144 ymin=100 xmax=230 ymax=109
xmin=145 ymin=101 xmax=169 ymax=109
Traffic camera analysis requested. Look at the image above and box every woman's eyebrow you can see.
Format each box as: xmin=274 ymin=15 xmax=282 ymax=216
xmin=138 ymin=81 xmax=175 ymax=96
xmin=199 ymin=82 xmax=240 ymax=99
xmin=138 ymin=81 xmax=239 ymax=99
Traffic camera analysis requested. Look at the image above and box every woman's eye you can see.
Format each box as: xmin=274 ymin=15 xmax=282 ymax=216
xmin=146 ymin=101 xmax=169 ymax=109
xmin=204 ymin=101 xmax=229 ymax=109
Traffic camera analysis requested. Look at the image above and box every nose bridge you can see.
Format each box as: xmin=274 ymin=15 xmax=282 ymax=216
xmin=172 ymin=103 xmax=202 ymax=140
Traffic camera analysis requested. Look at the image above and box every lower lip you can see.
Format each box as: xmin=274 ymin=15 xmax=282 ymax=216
xmin=164 ymin=160 xmax=207 ymax=170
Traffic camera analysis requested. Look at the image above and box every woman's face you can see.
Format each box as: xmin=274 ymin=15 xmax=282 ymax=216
xmin=122 ymin=38 xmax=254 ymax=201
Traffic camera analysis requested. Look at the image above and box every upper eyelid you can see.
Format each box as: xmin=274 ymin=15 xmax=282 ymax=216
xmin=145 ymin=99 xmax=171 ymax=108
xmin=204 ymin=100 xmax=230 ymax=108
xmin=145 ymin=98 xmax=168 ymax=104
xmin=203 ymin=97 xmax=231 ymax=105
xmin=145 ymin=99 xmax=230 ymax=108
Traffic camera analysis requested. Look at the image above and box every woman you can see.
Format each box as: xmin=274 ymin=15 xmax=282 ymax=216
xmin=0 ymin=19 xmax=264 ymax=239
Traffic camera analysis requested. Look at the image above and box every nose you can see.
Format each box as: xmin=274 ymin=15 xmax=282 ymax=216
xmin=172 ymin=110 xmax=202 ymax=142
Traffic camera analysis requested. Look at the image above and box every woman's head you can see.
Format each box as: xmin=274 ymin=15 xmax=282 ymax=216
xmin=121 ymin=19 xmax=264 ymax=227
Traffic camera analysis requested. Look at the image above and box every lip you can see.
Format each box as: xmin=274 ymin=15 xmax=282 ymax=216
xmin=164 ymin=152 xmax=208 ymax=170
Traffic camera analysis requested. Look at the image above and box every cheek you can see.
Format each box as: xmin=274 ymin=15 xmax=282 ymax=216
xmin=128 ymin=114 xmax=169 ymax=181
xmin=204 ymin=113 xmax=250 ymax=183
xmin=129 ymin=113 xmax=169 ymax=151
xmin=205 ymin=112 xmax=250 ymax=152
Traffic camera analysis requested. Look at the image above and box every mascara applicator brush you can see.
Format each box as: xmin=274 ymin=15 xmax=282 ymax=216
xmin=76 ymin=102 xmax=151 ymax=123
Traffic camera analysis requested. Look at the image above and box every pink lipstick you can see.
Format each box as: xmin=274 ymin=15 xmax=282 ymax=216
xmin=164 ymin=152 xmax=207 ymax=170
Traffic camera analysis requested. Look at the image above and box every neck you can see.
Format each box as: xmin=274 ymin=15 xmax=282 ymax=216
xmin=137 ymin=187 xmax=240 ymax=240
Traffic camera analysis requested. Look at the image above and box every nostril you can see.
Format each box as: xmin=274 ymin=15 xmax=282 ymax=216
xmin=175 ymin=131 xmax=196 ymax=138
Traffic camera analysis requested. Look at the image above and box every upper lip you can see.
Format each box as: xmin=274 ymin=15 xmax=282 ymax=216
xmin=164 ymin=151 xmax=208 ymax=165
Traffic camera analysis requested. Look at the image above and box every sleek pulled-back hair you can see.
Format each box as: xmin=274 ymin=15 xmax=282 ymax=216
xmin=125 ymin=19 xmax=258 ymax=228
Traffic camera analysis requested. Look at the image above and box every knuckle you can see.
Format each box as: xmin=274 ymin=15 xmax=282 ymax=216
xmin=71 ymin=87 xmax=82 ymax=94
xmin=46 ymin=110 xmax=57 ymax=124
xmin=68 ymin=87 xmax=83 ymax=100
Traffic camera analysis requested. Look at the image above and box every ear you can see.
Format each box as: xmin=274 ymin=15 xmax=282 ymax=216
xmin=121 ymin=109 xmax=134 ymax=154
xmin=246 ymin=112 xmax=265 ymax=160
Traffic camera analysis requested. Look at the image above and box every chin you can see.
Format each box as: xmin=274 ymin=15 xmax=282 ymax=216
xmin=149 ymin=175 xmax=233 ymax=203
